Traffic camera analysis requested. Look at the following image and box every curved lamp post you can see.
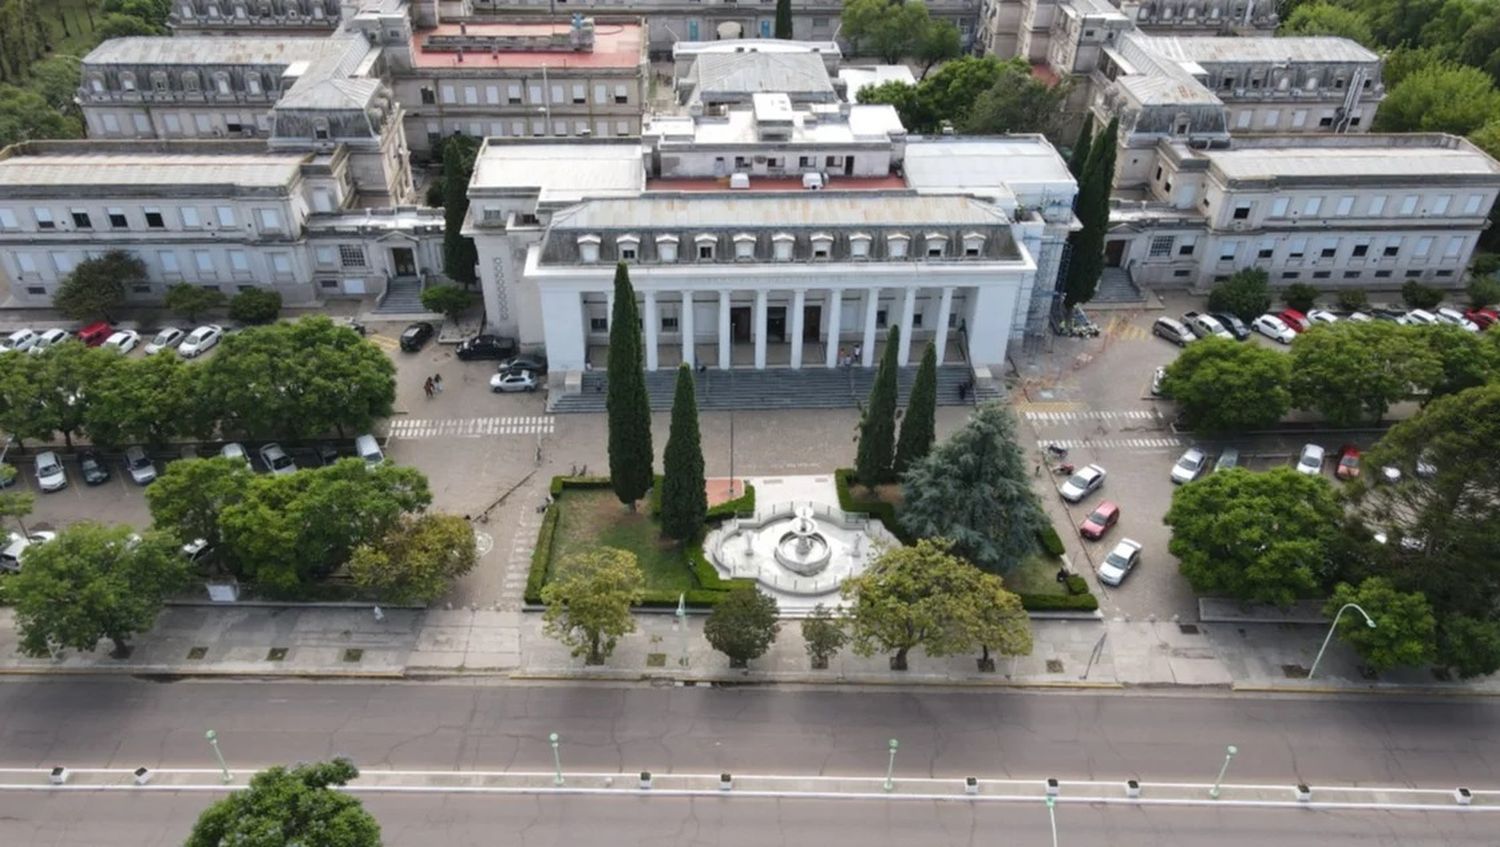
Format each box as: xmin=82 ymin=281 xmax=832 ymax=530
xmin=1309 ymin=602 xmax=1376 ymax=679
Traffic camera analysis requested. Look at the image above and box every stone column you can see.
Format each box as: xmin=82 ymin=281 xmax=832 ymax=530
xmin=933 ymin=286 xmax=955 ymax=365
xmin=718 ymin=290 xmax=732 ymax=369
xmin=789 ymin=288 xmax=806 ymax=369
xmin=753 ymin=289 xmax=768 ymax=370
xmin=643 ymin=290 xmax=659 ymax=371
xmin=681 ymin=290 xmax=695 ymax=368
xmin=861 ymin=287 xmax=880 ymax=368
xmin=897 ymin=286 xmax=917 ymax=367
xmin=825 ymin=288 xmax=843 ymax=368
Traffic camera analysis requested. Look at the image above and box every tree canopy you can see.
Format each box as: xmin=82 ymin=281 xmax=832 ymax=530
xmin=1289 ymin=321 xmax=1440 ymax=426
xmin=441 ymin=134 xmax=480 ymax=286
xmin=349 ymin=512 xmax=477 ymax=604
xmin=855 ymin=325 xmax=900 ymax=485
xmin=1326 ymin=578 xmax=1437 ymax=672
xmin=1373 ymin=63 xmax=1500 ymax=135
xmin=858 ymin=56 xmax=1064 ymax=137
xmin=1162 ymin=337 xmax=1292 ymax=433
xmin=420 ymin=283 xmax=472 ymax=322
xmin=185 ymin=759 xmax=381 ymax=847
xmin=53 ymin=250 xmax=140 ymax=322
xmin=703 ymin=584 xmax=780 ymax=667
xmin=541 ymin=547 xmax=644 ymax=665
xmin=660 ymin=364 xmax=707 ymax=541
xmin=1206 ymin=268 xmax=1272 ymax=323
xmin=145 ymin=457 xmax=255 ymax=554
xmin=1280 ymin=2 xmax=1376 ymax=44
xmin=164 ymin=283 xmax=227 ymax=323
xmin=840 ymin=0 xmax=957 ymax=66
xmin=606 ymin=263 xmax=654 ymax=507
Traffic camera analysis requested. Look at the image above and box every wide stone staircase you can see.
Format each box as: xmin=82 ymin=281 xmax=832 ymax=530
xmin=1091 ymin=267 xmax=1145 ymax=305
xmin=374 ymin=276 xmax=426 ymax=315
xmin=549 ymin=365 xmax=1003 ymax=413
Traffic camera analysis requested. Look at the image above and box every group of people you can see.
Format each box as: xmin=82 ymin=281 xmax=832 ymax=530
xmin=836 ymin=344 xmax=863 ymax=368
xmin=422 ymin=374 xmax=444 ymax=398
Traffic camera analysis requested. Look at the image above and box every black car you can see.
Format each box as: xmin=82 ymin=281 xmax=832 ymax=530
xmin=399 ymin=322 xmax=435 ymax=352
xmin=498 ymin=354 xmax=548 ymax=375
xmin=79 ymin=450 xmax=111 ymax=485
xmin=1209 ymin=312 xmax=1251 ymax=341
xmin=455 ymin=334 xmax=518 ymax=361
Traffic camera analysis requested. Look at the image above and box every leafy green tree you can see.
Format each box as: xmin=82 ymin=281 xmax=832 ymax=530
xmin=1412 ymin=324 xmax=1497 ymax=400
xmin=606 ymin=263 xmax=653 ymax=508
xmin=774 ymin=0 xmax=793 ymax=38
xmin=1336 ymin=288 xmax=1370 ymax=313
xmin=163 ymin=283 xmax=226 ymax=323
xmin=1164 ymin=468 xmax=1341 ymax=607
xmin=29 ymin=56 xmax=84 ymax=114
xmin=0 ymin=464 xmax=36 ymax=535
xmin=800 ymin=603 xmax=848 ymax=669
xmin=841 ymin=0 xmax=939 ymax=63
xmin=914 ymin=19 xmax=962 ymax=79
xmin=1207 ymin=268 xmax=1272 ymax=323
xmin=37 ymin=341 xmax=122 ymax=447
xmin=0 ymin=85 xmax=82 ymax=146
xmin=1467 ymin=274 xmax=1500 ymax=307
xmin=1162 ymin=337 xmax=1292 ymax=433
xmin=964 ymin=61 xmax=1070 ymax=138
xmin=1374 ymin=64 xmax=1500 ymax=135
xmin=420 ymin=283 xmax=472 ymax=322
xmin=1064 ymin=117 xmax=1118 ymax=308
xmin=1281 ymin=282 xmax=1320 ymax=313
xmin=1289 ymin=322 xmax=1439 ymax=426
xmin=1280 ymin=2 xmax=1375 ymax=44
xmin=660 ymin=364 xmax=707 ymax=541
xmin=894 ymin=342 xmax=937 ymax=474
xmin=1471 ymin=119 xmax=1500 ymax=166
xmin=857 ymin=81 xmax=935 ymax=132
xmin=10 ymin=523 xmax=189 ymax=658
xmin=349 ymin=512 xmax=478 ymax=604
xmin=440 ymin=134 xmax=480 ymax=286
xmin=1401 ymin=280 xmax=1444 ymax=309
xmin=841 ymin=539 xmax=987 ymax=671
xmin=144 ymin=457 xmax=253 ymax=554
xmin=855 ymin=325 xmax=900 ymax=485
xmin=1379 ymin=44 xmax=1444 ymax=87
xmin=1326 ymin=578 xmax=1437 ymax=672
xmin=901 ymin=401 xmax=1045 ymax=574
xmin=964 ymin=569 xmax=1032 ymax=670
xmin=1437 ymin=616 xmax=1500 ymax=679
xmin=0 ymin=350 xmax=50 ymax=445
xmin=1067 ymin=118 xmax=1093 ymax=179
xmin=54 ymin=249 xmax=140 ymax=322
xmin=541 ymin=547 xmax=644 ymax=665
xmin=227 ymin=287 xmax=282 ymax=324
xmin=95 ymin=12 xmax=159 ymax=38
xmin=185 ymin=759 xmax=381 ymax=847
xmin=703 ymin=584 xmax=780 ymax=668
xmin=858 ymin=56 xmax=1011 ymax=132
xmin=84 ymin=352 xmax=207 ymax=447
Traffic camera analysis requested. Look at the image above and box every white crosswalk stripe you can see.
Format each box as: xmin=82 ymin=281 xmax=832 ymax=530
xmin=1024 ymin=410 xmax=1159 ymax=423
xmin=1040 ymin=437 xmax=1187 ymax=451
xmin=387 ymin=416 xmax=556 ymax=440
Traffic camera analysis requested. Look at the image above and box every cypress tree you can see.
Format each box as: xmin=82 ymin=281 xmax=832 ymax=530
xmin=661 ymin=363 xmax=707 ymax=541
xmin=1067 ymin=118 xmax=1093 ymax=179
xmin=1063 ymin=117 xmax=1118 ymax=309
xmin=606 ymin=263 xmax=654 ymax=508
xmin=774 ymin=0 xmax=794 ymax=39
xmin=894 ymin=342 xmax=937 ymax=475
xmin=441 ymin=136 xmax=480 ymax=287
xmin=855 ymin=325 xmax=901 ymax=487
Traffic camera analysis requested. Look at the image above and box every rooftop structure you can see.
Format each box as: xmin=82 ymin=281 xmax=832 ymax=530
xmin=677 ymin=52 xmax=838 ymax=107
xmin=409 ymin=19 xmax=644 ymax=70
xmin=838 ymin=66 xmax=918 ymax=102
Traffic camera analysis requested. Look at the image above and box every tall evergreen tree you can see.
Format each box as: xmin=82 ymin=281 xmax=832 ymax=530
xmin=1063 ymin=117 xmax=1118 ymax=309
xmin=1067 ymin=118 xmax=1093 ymax=179
xmin=855 ymin=325 xmax=901 ymax=486
xmin=606 ymin=263 xmax=654 ymax=508
xmin=441 ymin=136 xmax=480 ymax=287
xmin=894 ymin=342 xmax=938 ymax=475
xmin=775 ymin=0 xmax=794 ymax=38
xmin=661 ymin=363 xmax=707 ymax=541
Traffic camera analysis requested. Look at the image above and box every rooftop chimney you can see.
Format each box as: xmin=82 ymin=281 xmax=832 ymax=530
xmin=457 ymin=48 xmax=464 ymax=63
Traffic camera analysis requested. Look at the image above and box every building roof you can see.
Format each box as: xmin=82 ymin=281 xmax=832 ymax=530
xmin=83 ymin=35 xmax=354 ymax=67
xmin=1118 ymin=74 xmax=1223 ymax=106
xmin=548 ymin=193 xmax=1013 ymax=230
xmin=646 ymin=103 xmax=904 ymax=146
xmin=671 ymin=39 xmax=842 ymax=60
xmin=1134 ymin=35 xmax=1380 ymax=66
xmin=1204 ymin=144 xmax=1500 ymax=181
xmin=904 ymin=138 xmax=1074 ymax=192
xmin=837 ymin=66 xmax=916 ymax=101
xmin=411 ymin=21 xmax=643 ymax=70
xmin=0 ymin=152 xmax=306 ymax=189
xmin=686 ymin=52 xmax=835 ymax=103
xmin=470 ymin=141 xmax=645 ymax=203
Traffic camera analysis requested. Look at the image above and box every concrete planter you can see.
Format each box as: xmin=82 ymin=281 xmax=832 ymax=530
xmin=1125 ymin=779 xmax=1141 ymax=798
xmin=720 ymin=773 xmax=732 ymax=791
xmin=1296 ymin=784 xmax=1311 ymax=802
xmin=639 ymin=771 xmax=653 ymax=790
xmin=134 ymin=767 xmax=152 ymax=786
xmin=49 ymin=767 xmax=68 ymax=785
xmin=1456 ymin=787 xmax=1472 ymax=806
xmin=965 ymin=777 xmax=979 ymax=795
xmin=1045 ymin=778 xmax=1059 ymax=797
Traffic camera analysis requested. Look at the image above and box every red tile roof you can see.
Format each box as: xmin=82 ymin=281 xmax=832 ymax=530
xmin=411 ymin=21 xmax=643 ymax=70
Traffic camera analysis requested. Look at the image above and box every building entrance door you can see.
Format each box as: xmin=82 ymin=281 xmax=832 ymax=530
xmin=767 ymin=306 xmax=786 ymax=342
xmin=1104 ymin=240 xmax=1126 ymax=268
xmin=391 ymin=247 xmax=417 ymax=276
xmin=731 ymin=306 xmax=752 ymax=342
xmin=803 ymin=305 xmax=821 ymax=341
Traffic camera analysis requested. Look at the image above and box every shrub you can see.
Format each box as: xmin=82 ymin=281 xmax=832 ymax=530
xmin=1037 ymin=525 xmax=1066 ymax=557
xmin=1336 ymin=288 xmax=1370 ymax=313
xmin=1401 ymin=280 xmax=1443 ymax=310
xmin=228 ymin=288 xmax=282 ymax=324
xmin=1468 ymin=275 xmax=1500 ymax=309
xmin=1282 ymin=283 xmax=1320 ymax=313
xmin=1018 ymin=592 xmax=1099 ymax=612
xmin=1064 ymin=573 xmax=1090 ymax=596
xmin=1207 ymin=268 xmax=1272 ymax=323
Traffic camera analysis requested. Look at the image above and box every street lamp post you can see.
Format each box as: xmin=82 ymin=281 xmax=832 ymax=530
xmin=1208 ymin=745 xmax=1238 ymax=799
xmin=883 ymin=738 xmax=899 ymax=792
xmin=1309 ymin=602 xmax=1377 ymax=679
xmin=1045 ymin=795 xmax=1059 ymax=847
xmin=549 ymin=732 xmax=563 ymax=786
xmin=204 ymin=730 xmax=231 ymax=784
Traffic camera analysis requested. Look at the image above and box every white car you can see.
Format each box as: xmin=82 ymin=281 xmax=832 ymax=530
xmin=0 ymin=329 xmax=39 ymax=353
xmin=1185 ymin=313 xmax=1232 ymax=340
xmin=489 ymin=370 xmax=539 ymax=393
xmin=1058 ymin=464 xmax=1107 ymax=503
xmin=1306 ymin=309 xmax=1339 ymax=326
xmin=1398 ymin=309 xmax=1439 ymax=326
xmin=144 ymin=327 xmax=186 ymax=355
xmin=1097 ymin=538 xmax=1143 ymax=587
xmin=102 ymin=330 xmax=140 ymax=354
xmin=0 ymin=530 xmax=57 ymax=572
xmin=259 ymin=443 xmax=297 ymax=476
xmin=178 ymin=324 xmax=224 ymax=358
xmin=34 ymin=451 xmax=67 ymax=492
xmin=1170 ymin=448 xmax=1207 ymax=484
xmin=1434 ymin=307 xmax=1480 ymax=332
xmin=220 ymin=442 xmax=252 ymax=470
xmin=124 ymin=446 xmax=157 ymax=485
xmin=1346 ymin=311 xmax=1373 ymax=322
xmin=28 ymin=328 xmax=71 ymax=355
xmin=1296 ymin=443 xmax=1326 ymax=475
xmin=1252 ymin=314 xmax=1296 ymax=344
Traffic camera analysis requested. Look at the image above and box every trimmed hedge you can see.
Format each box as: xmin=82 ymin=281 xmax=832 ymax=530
xmin=649 ymin=475 xmax=757 ymax=522
xmin=1016 ymin=592 xmax=1100 ymax=612
xmin=833 ymin=468 xmax=911 ymax=543
xmin=1065 ymin=573 xmax=1090 ymax=596
xmin=1039 ymin=525 xmax=1066 ymax=557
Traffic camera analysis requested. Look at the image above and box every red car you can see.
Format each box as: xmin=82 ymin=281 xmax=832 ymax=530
xmin=1336 ymin=444 xmax=1362 ymax=480
xmin=76 ymin=321 xmax=113 ymax=347
xmin=1278 ymin=308 xmax=1309 ymax=333
xmin=1465 ymin=308 xmax=1498 ymax=330
xmin=1080 ymin=501 xmax=1120 ymax=540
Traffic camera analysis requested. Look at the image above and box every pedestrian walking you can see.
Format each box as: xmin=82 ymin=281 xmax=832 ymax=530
xmin=433 ymin=373 xmax=444 ymax=394
xmin=423 ymin=376 xmax=435 ymax=399
xmin=852 ymin=343 xmax=862 ymax=364
xmin=838 ymin=346 xmax=846 ymax=365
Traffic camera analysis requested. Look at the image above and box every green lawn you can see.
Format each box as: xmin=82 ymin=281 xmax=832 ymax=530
xmin=551 ymin=487 xmax=699 ymax=592
xmin=999 ymin=552 xmax=1070 ymax=597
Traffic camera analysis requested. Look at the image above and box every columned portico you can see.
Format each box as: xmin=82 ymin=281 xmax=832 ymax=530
xmin=825 ymin=288 xmax=843 ymax=368
xmin=644 ymin=290 xmax=659 ymax=371
xmin=681 ymin=290 xmax=696 ymax=367
xmin=861 ymin=287 xmax=880 ymax=367
xmin=718 ymin=290 xmax=732 ymax=369
xmin=897 ymin=287 xmax=917 ymax=366
xmin=753 ymin=289 xmax=769 ymax=370
xmin=934 ymin=286 xmax=955 ymax=365
xmin=789 ymin=289 xmax=806 ymax=369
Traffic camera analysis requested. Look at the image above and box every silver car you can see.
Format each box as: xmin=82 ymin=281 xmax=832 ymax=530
xmin=259 ymin=443 xmax=297 ymax=476
xmin=1296 ymin=444 xmax=1325 ymax=475
xmin=34 ymin=451 xmax=67 ymax=492
xmin=124 ymin=446 xmax=157 ymax=485
xmin=1170 ymin=448 xmax=1207 ymax=484
xmin=1097 ymin=538 xmax=1143 ymax=587
xmin=1058 ymin=464 xmax=1106 ymax=503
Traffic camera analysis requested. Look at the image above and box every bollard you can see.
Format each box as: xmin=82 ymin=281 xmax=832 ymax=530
xmin=49 ymin=767 xmax=68 ymax=786
xmin=134 ymin=767 xmax=152 ymax=786
xmin=1456 ymin=787 xmax=1473 ymax=806
xmin=1045 ymin=777 xmax=1060 ymax=797
xmin=1296 ymin=784 xmax=1312 ymax=803
xmin=1126 ymin=779 xmax=1141 ymax=798
xmin=720 ymin=773 xmax=732 ymax=791
xmin=965 ymin=777 xmax=979 ymax=795
xmin=639 ymin=771 xmax=653 ymax=790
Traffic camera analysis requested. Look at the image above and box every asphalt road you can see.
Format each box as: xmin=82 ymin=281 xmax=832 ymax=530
xmin=2 ymin=680 xmax=1498 ymax=789
xmin=3 ymin=792 xmax=1496 ymax=846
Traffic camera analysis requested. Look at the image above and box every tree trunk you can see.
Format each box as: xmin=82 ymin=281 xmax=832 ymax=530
xmin=109 ymin=636 xmax=130 ymax=659
xmin=977 ymin=644 xmax=995 ymax=673
xmin=890 ymin=647 xmax=909 ymax=671
xmin=729 ymin=656 xmax=748 ymax=669
xmin=586 ymin=633 xmax=604 ymax=666
xmin=62 ymin=430 xmax=73 ymax=448
xmin=811 ymin=655 xmax=828 ymax=670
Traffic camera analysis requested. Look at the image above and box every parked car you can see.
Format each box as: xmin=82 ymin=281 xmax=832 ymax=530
xmin=1345 ymin=311 xmax=1373 ymax=322
xmin=1465 ymin=308 xmax=1498 ymax=330
xmin=1335 ymin=444 xmax=1361 ymax=480
xmin=1059 ymin=464 xmax=1106 ymax=503
xmin=1097 ymin=538 xmax=1143 ymax=587
xmin=1306 ymin=309 xmax=1340 ymax=326
xmin=490 ymin=370 xmax=539 ymax=393
xmin=1 ymin=329 xmax=39 ymax=353
xmin=1183 ymin=312 xmax=1232 ymax=340
xmin=1210 ymin=312 xmax=1251 ymax=341
xmin=1296 ymin=443 xmax=1326 ymax=475
xmin=1216 ymin=447 xmax=1240 ymax=472
xmin=220 ymin=442 xmax=252 ymax=471
xmin=354 ymin=434 xmax=385 ymax=468
xmin=1252 ymin=314 xmax=1296 ymax=344
xmin=29 ymin=328 xmax=71 ymax=355
xmin=314 ymin=445 xmax=341 ymax=466
xmin=123 ymin=446 xmax=157 ymax=485
xmin=0 ymin=530 xmax=56 ymax=572
xmin=102 ymin=330 xmax=140 ymax=354
xmin=259 ymin=443 xmax=297 ymax=476
xmin=1434 ymin=307 xmax=1480 ymax=332
xmin=454 ymin=333 xmax=516 ymax=360
xmin=178 ymin=325 xmax=224 ymax=358
xmin=1415 ymin=451 xmax=1437 ymax=479
xmin=78 ymin=449 xmax=111 ymax=485
xmin=144 ymin=327 xmax=186 ymax=355
xmin=1079 ymin=501 xmax=1120 ymax=540
xmin=181 ymin=538 xmax=213 ymax=565
xmin=33 ymin=451 xmax=67 ymax=492
xmin=333 ymin=316 xmax=367 ymax=337
xmin=1170 ymin=448 xmax=1207 ymax=484
xmin=400 ymin=322 xmax=436 ymax=352
xmin=1277 ymin=308 xmax=1309 ymax=332
xmin=498 ymin=354 xmax=548 ymax=375
xmin=1151 ymin=316 xmax=1197 ymax=346
xmin=1399 ymin=309 xmax=1439 ymax=326
xmin=76 ymin=321 xmax=113 ymax=347
xmin=1150 ymin=366 xmax=1167 ymax=397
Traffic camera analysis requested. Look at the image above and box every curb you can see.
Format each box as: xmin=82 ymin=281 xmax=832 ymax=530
xmin=506 ymin=670 xmax=1127 ymax=690
xmin=0 ymin=666 xmax=407 ymax=680
xmin=1230 ymin=682 xmax=1500 ymax=698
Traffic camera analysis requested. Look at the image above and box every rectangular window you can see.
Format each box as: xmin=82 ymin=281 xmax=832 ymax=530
xmin=614 ymin=84 xmax=629 ymax=104
xmin=698 ymin=244 xmax=714 ymax=260
xmin=229 ymin=250 xmax=250 ymax=272
xmin=270 ymin=253 xmax=292 ymax=274
xmin=571 ymin=84 xmax=585 ymax=104
xmin=216 ymin=206 xmax=235 ymax=227
xmin=620 ymin=247 xmax=637 ymax=260
xmin=258 ymin=208 xmax=282 ymax=230
xmin=506 ymin=83 xmax=522 ymax=105
xmin=440 ymin=85 xmax=456 ymax=104
xmin=1399 ymin=195 xmax=1419 ymax=215
xmin=1263 ymin=110 xmax=1279 ymax=128
xmin=108 ymin=208 xmax=127 ymax=228
xmin=1368 ymin=195 xmax=1386 ymax=215
xmin=1436 ymin=269 xmax=1454 ymax=277
xmin=1218 ymin=242 xmax=1238 ymax=262
xmin=1405 ymin=270 xmax=1423 ymax=279
xmin=181 ymin=207 xmax=201 ymax=228
xmin=1288 ymin=238 xmax=1306 ymax=259
xmin=52 ymin=253 xmax=76 ymax=273
xmin=1232 ymin=204 xmax=1251 ymax=220
xmin=1415 ymin=236 xmax=1434 ymax=258
xmin=616 ymin=121 xmax=629 ymax=136
xmin=1281 ymin=271 xmax=1300 ymax=280
xmin=1383 ymin=243 xmax=1400 ymax=257
xmin=0 ymin=209 xmax=17 ymax=229
xmin=1178 ymin=242 xmax=1195 ymax=256
xmin=1270 ymin=197 xmax=1289 ymax=217
xmin=485 ymin=85 xmax=499 ymax=105
xmin=661 ymin=316 xmax=678 ymax=331
xmin=463 ymin=86 xmax=478 ymax=105
xmin=338 ymin=245 xmax=366 ymax=268
xmin=1313 ymin=271 xmax=1331 ymax=279
xmin=1291 ymin=110 xmax=1306 ymax=128
xmin=1374 ymin=270 xmax=1393 ymax=278
xmin=528 ymin=83 xmax=543 ymax=104
xmin=101 ymin=114 xmax=120 ymax=134
xmin=1432 ymin=195 xmax=1451 ymax=215
xmin=159 ymin=251 xmax=179 ymax=272
xmin=1236 ymin=110 xmax=1252 ymax=129
xmin=145 ymin=209 xmax=165 ymax=229
xmin=1352 ymin=243 xmax=1369 ymax=257
xmin=163 ymin=114 xmax=181 ymax=134
xmin=1445 ymin=237 xmax=1464 ymax=257
xmin=876 ymin=309 xmax=888 ymax=328
xmin=194 ymin=250 xmax=214 ymax=273
xmin=133 ymin=114 xmax=151 ymax=134
xmin=70 ymin=210 xmax=92 ymax=229
xmin=1335 ymin=196 xmax=1354 ymax=216
xmin=316 ymin=247 xmax=338 ymax=267
xmin=34 ymin=208 xmax=54 ymax=229
xmin=1318 ymin=116 xmax=1334 ymax=127
xmin=550 ymin=84 xmax=564 ymax=104
xmin=15 ymin=253 xmax=35 ymax=272
xmin=1148 ymin=235 xmax=1175 ymax=257
xmin=591 ymin=317 xmax=608 ymax=332
xmin=420 ymin=88 xmax=435 ymax=105
xmin=1320 ymin=246 xmax=1337 ymax=258
xmin=1257 ymin=239 xmax=1275 ymax=259
xmin=594 ymin=83 xmax=607 ymax=105
xmin=1344 ymin=270 xmax=1361 ymax=279
xmin=1464 ymin=194 xmax=1486 ymax=215
xmin=1302 ymin=196 xmax=1322 ymax=216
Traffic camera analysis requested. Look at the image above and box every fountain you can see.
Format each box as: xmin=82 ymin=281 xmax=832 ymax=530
xmin=775 ymin=505 xmax=832 ymax=576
